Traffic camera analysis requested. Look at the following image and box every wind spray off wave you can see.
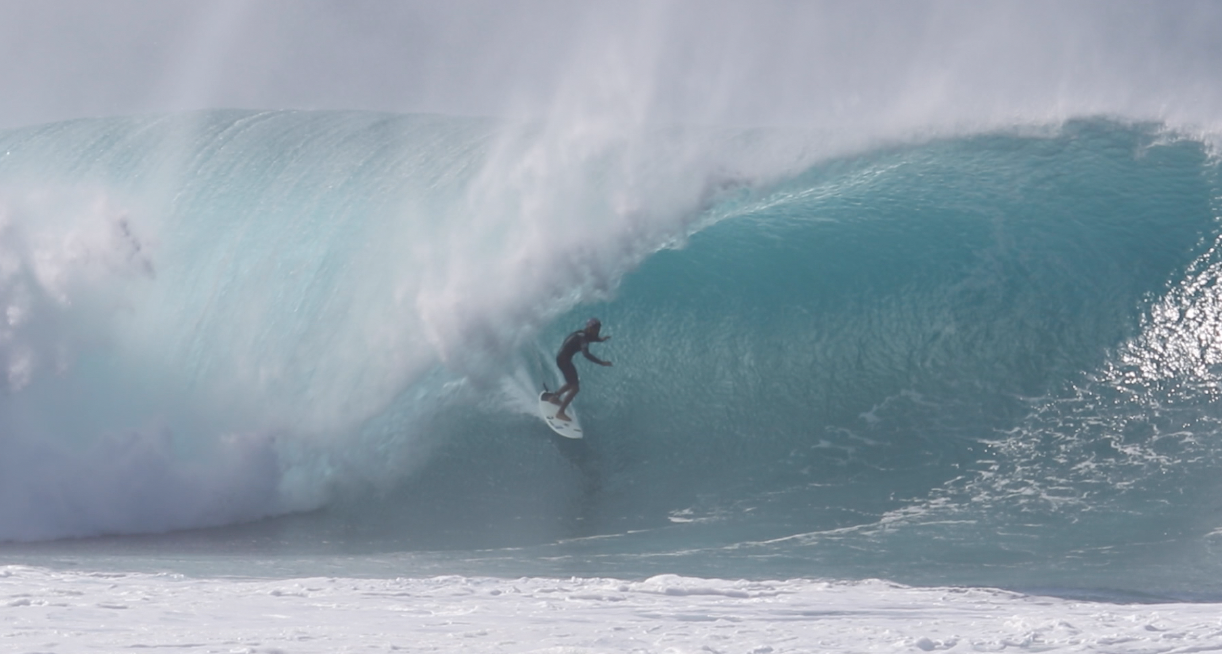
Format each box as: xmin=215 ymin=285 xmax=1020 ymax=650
xmin=0 ymin=109 xmax=758 ymax=541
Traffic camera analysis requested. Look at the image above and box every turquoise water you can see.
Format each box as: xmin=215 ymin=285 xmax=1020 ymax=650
xmin=1 ymin=111 xmax=1221 ymax=600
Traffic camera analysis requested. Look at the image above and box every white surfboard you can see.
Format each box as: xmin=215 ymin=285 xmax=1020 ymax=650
xmin=538 ymin=391 xmax=583 ymax=439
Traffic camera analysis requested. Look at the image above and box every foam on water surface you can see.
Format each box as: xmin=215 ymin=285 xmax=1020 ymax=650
xmin=5 ymin=565 xmax=1221 ymax=653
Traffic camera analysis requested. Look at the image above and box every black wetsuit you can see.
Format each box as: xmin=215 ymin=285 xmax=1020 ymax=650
xmin=556 ymin=329 xmax=606 ymax=386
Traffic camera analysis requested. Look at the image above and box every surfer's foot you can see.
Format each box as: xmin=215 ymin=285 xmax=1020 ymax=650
xmin=542 ymin=392 xmax=555 ymax=402
xmin=556 ymin=411 xmax=571 ymax=422
xmin=546 ymin=394 xmax=562 ymax=406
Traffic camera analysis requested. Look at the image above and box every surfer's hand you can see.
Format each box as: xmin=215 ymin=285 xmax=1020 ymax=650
xmin=602 ymin=360 xmax=613 ymax=367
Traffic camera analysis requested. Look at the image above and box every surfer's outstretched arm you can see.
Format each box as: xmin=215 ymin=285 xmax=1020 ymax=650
xmin=580 ymin=336 xmax=612 ymax=366
xmin=582 ymin=349 xmax=612 ymax=366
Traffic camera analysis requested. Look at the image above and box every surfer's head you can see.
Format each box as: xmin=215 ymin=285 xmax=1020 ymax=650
xmin=585 ymin=317 xmax=601 ymax=336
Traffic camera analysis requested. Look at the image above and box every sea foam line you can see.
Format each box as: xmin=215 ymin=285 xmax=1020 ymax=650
xmin=3 ymin=565 xmax=1220 ymax=653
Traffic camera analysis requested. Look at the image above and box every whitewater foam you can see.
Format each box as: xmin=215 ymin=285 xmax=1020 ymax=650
xmin=5 ymin=565 xmax=1222 ymax=653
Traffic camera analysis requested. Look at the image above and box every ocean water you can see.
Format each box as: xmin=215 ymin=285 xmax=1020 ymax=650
xmin=4 ymin=110 xmax=1222 ymax=650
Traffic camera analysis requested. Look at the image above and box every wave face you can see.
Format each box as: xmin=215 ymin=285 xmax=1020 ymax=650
xmin=3 ymin=111 xmax=1222 ymax=597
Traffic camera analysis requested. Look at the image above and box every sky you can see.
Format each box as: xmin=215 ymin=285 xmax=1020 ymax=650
xmin=1 ymin=1 xmax=1221 ymax=132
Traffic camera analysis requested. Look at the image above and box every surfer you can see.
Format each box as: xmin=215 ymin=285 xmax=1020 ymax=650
xmin=544 ymin=318 xmax=612 ymax=422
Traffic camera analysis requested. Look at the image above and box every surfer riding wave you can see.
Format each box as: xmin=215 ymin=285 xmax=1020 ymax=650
xmin=544 ymin=318 xmax=612 ymax=422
